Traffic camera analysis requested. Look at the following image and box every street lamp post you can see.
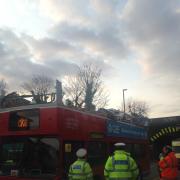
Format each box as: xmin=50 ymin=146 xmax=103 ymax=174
xmin=123 ymin=89 xmax=127 ymax=118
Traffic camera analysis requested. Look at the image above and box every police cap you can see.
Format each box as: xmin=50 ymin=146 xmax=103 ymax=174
xmin=114 ymin=142 xmax=126 ymax=147
xmin=76 ymin=148 xmax=87 ymax=158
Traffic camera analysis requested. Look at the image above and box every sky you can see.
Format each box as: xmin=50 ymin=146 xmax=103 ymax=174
xmin=0 ymin=0 xmax=180 ymax=118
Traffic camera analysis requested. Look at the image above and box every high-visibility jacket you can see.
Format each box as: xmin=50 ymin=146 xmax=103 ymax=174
xmin=68 ymin=158 xmax=93 ymax=180
xmin=104 ymin=150 xmax=139 ymax=180
xmin=159 ymin=152 xmax=178 ymax=180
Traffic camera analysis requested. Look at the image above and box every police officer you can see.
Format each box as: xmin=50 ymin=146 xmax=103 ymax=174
xmin=104 ymin=142 xmax=139 ymax=180
xmin=68 ymin=148 xmax=93 ymax=180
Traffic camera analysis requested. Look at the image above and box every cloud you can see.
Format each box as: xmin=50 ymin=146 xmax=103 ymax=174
xmin=0 ymin=28 xmax=79 ymax=91
xmin=38 ymin=0 xmax=180 ymax=78
xmin=38 ymin=0 xmax=130 ymax=62
xmin=39 ymin=0 xmax=118 ymax=25
xmin=119 ymin=0 xmax=180 ymax=117
xmin=39 ymin=0 xmax=90 ymax=24
xmin=23 ymin=35 xmax=79 ymax=61
xmin=122 ymin=0 xmax=180 ymax=75
xmin=0 ymin=27 xmax=112 ymax=92
xmin=50 ymin=22 xmax=129 ymax=61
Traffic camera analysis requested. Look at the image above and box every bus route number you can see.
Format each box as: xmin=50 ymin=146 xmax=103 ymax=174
xmin=17 ymin=118 xmax=28 ymax=128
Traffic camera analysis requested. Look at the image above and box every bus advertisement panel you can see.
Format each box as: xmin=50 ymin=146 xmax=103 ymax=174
xmin=107 ymin=120 xmax=148 ymax=139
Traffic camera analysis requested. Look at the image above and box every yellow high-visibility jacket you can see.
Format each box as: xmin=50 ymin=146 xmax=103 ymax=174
xmin=68 ymin=158 xmax=93 ymax=180
xmin=104 ymin=150 xmax=139 ymax=180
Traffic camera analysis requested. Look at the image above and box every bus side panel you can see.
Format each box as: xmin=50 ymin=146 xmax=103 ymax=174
xmin=60 ymin=109 xmax=84 ymax=140
xmin=60 ymin=109 xmax=105 ymax=140
xmin=39 ymin=108 xmax=59 ymax=133
xmin=85 ymin=115 xmax=105 ymax=139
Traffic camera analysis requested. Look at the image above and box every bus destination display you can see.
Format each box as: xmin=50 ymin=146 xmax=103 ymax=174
xmin=9 ymin=109 xmax=39 ymax=131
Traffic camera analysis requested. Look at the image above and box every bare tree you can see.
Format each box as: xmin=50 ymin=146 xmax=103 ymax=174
xmin=92 ymin=85 xmax=109 ymax=109
xmin=63 ymin=64 xmax=109 ymax=110
xmin=22 ymin=74 xmax=55 ymax=103
xmin=0 ymin=79 xmax=7 ymax=97
xmin=126 ymin=98 xmax=149 ymax=118
xmin=63 ymin=76 xmax=84 ymax=107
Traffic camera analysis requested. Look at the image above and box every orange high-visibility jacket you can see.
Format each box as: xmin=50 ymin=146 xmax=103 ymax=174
xmin=159 ymin=152 xmax=178 ymax=179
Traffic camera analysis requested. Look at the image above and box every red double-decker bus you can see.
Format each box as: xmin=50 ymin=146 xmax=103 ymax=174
xmin=0 ymin=104 xmax=150 ymax=180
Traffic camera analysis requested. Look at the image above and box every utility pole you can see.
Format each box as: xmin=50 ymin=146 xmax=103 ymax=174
xmin=123 ymin=89 xmax=127 ymax=118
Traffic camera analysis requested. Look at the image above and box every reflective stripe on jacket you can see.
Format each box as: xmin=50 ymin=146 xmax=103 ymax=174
xmin=159 ymin=152 xmax=178 ymax=179
xmin=104 ymin=150 xmax=139 ymax=180
xmin=68 ymin=159 xmax=93 ymax=180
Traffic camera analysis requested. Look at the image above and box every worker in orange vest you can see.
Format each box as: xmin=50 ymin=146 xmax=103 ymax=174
xmin=158 ymin=145 xmax=178 ymax=180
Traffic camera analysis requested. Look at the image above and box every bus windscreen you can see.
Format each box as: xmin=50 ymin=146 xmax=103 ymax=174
xmin=0 ymin=137 xmax=60 ymax=178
